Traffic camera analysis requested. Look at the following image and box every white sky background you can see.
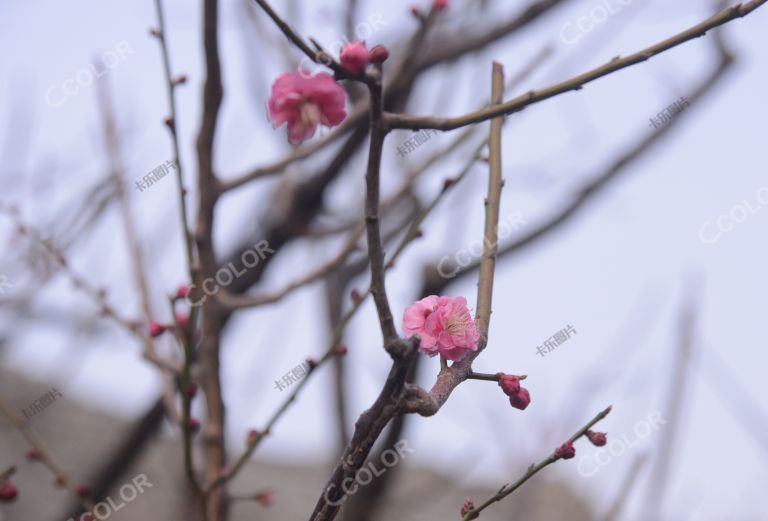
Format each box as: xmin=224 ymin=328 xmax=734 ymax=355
xmin=1 ymin=0 xmax=767 ymax=520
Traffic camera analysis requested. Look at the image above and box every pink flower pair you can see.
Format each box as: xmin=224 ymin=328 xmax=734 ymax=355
xmin=402 ymin=295 xmax=480 ymax=362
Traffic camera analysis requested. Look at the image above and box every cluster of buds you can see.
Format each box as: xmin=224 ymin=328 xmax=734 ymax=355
xmin=497 ymin=374 xmax=531 ymax=410
xmin=147 ymin=285 xmax=192 ymax=338
xmin=339 ymin=42 xmax=390 ymax=74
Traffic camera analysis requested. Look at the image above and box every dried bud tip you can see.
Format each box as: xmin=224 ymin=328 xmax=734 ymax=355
xmin=460 ymin=497 xmax=475 ymax=517
xmin=586 ymin=430 xmax=607 ymax=447
xmin=442 ymin=177 xmax=457 ymax=191
xmin=164 ymin=116 xmax=175 ymax=129
xmin=369 ymin=45 xmax=390 ymax=64
xmin=554 ymin=442 xmax=576 ymax=460
xmin=350 ymin=289 xmax=362 ymax=304
xmin=149 ymin=28 xmax=162 ymax=38
xmin=385 ymin=260 xmax=395 ymax=269
xmin=413 ymin=229 xmax=423 ymax=239
xmin=173 ymin=74 xmax=188 ymax=85
xmin=409 ymin=6 xmax=423 ymax=19
xmin=247 ymin=429 xmax=261 ymax=446
xmin=148 ymin=321 xmax=167 ymax=338
xmin=306 ymin=358 xmax=318 ymax=371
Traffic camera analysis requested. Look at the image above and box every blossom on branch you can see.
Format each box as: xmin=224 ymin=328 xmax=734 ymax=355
xmin=267 ymin=72 xmax=347 ymax=145
xmin=402 ymin=295 xmax=480 ymax=361
xmin=340 ymin=41 xmax=370 ymax=74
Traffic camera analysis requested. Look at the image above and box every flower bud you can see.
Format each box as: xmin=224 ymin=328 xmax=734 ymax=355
xmin=334 ymin=345 xmax=348 ymax=357
xmin=176 ymin=313 xmax=189 ymax=329
xmin=148 ymin=321 xmax=166 ymax=338
xmin=175 ymin=285 xmax=190 ymax=299
xmin=460 ymin=497 xmax=474 ymax=517
xmin=247 ymin=429 xmax=261 ymax=446
xmin=554 ymin=442 xmax=576 ymax=460
xmin=26 ymin=449 xmax=42 ymax=461
xmin=340 ymin=42 xmax=369 ymax=74
xmin=351 ymin=289 xmax=362 ymax=305
xmin=498 ymin=374 xmax=520 ymax=396
xmin=369 ymin=45 xmax=390 ymax=64
xmin=255 ymin=491 xmax=274 ymax=507
xmin=433 ymin=0 xmax=448 ymax=11
xmin=508 ymin=387 xmax=531 ymax=410
xmin=76 ymin=484 xmax=90 ymax=498
xmin=188 ymin=417 xmax=200 ymax=433
xmin=185 ymin=382 xmax=198 ymax=398
xmin=0 ymin=481 xmax=18 ymax=503
xmin=586 ymin=430 xmax=607 ymax=447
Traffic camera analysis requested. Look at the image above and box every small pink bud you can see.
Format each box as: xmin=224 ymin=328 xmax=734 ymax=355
xmin=334 ymin=345 xmax=348 ymax=357
xmin=247 ymin=429 xmax=261 ymax=446
xmin=433 ymin=0 xmax=448 ymax=11
xmin=176 ymin=313 xmax=189 ymax=329
xmin=148 ymin=321 xmax=166 ymax=338
xmin=351 ymin=289 xmax=362 ymax=305
xmin=340 ymin=41 xmax=369 ymax=74
xmin=255 ymin=491 xmax=274 ymax=508
xmin=509 ymin=387 xmax=531 ymax=410
xmin=369 ymin=45 xmax=390 ymax=64
xmin=184 ymin=382 xmax=198 ymax=398
xmin=586 ymin=430 xmax=607 ymax=447
xmin=76 ymin=484 xmax=90 ymax=498
xmin=498 ymin=374 xmax=520 ymax=396
xmin=26 ymin=449 xmax=43 ymax=461
xmin=460 ymin=497 xmax=474 ymax=517
xmin=188 ymin=417 xmax=200 ymax=433
xmin=0 ymin=481 xmax=18 ymax=503
xmin=175 ymin=284 xmax=190 ymax=299
xmin=554 ymin=442 xmax=576 ymax=460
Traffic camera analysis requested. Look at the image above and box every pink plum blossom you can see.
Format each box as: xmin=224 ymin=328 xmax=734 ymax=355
xmin=402 ymin=295 xmax=480 ymax=361
xmin=267 ymin=72 xmax=347 ymax=145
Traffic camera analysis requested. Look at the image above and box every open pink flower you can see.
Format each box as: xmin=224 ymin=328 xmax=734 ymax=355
xmin=267 ymin=72 xmax=347 ymax=145
xmin=402 ymin=295 xmax=480 ymax=361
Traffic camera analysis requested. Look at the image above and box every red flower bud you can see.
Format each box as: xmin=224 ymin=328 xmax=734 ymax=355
xmin=148 ymin=321 xmax=166 ymax=338
xmin=188 ymin=417 xmax=200 ymax=433
xmin=185 ymin=382 xmax=198 ymax=398
xmin=255 ymin=491 xmax=274 ymax=508
xmin=498 ymin=374 xmax=520 ymax=396
xmin=369 ymin=45 xmax=390 ymax=64
xmin=334 ymin=345 xmax=348 ymax=357
xmin=175 ymin=284 xmax=190 ymax=299
xmin=509 ymin=387 xmax=531 ymax=410
xmin=176 ymin=313 xmax=188 ymax=329
xmin=340 ymin=42 xmax=369 ymax=74
xmin=554 ymin=442 xmax=576 ymax=460
xmin=433 ymin=0 xmax=448 ymax=10
xmin=460 ymin=497 xmax=474 ymax=517
xmin=26 ymin=449 xmax=43 ymax=461
xmin=0 ymin=481 xmax=18 ymax=502
xmin=76 ymin=484 xmax=90 ymax=498
xmin=586 ymin=430 xmax=607 ymax=447
xmin=351 ymin=289 xmax=362 ymax=305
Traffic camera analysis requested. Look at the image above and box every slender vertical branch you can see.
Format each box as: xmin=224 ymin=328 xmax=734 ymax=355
xmin=475 ymin=62 xmax=504 ymax=343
